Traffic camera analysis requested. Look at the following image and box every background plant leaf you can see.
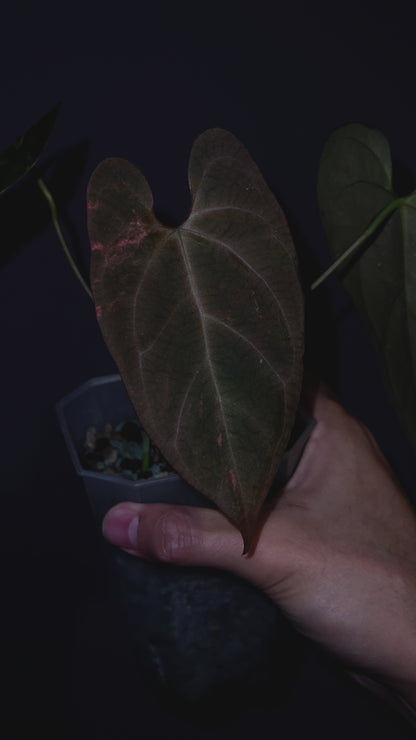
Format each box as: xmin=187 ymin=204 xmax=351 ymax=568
xmin=318 ymin=123 xmax=416 ymax=449
xmin=0 ymin=103 xmax=61 ymax=196
xmin=88 ymin=128 xmax=304 ymax=549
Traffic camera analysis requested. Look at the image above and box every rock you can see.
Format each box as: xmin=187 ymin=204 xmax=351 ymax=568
xmin=103 ymin=423 xmax=113 ymax=438
xmin=84 ymin=426 xmax=97 ymax=450
xmin=104 ymin=447 xmax=118 ymax=467
xmin=80 ymin=417 xmax=172 ymax=480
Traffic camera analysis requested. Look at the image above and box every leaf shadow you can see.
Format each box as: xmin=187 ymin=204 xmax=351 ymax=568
xmin=392 ymin=159 xmax=414 ymax=197
xmin=286 ymin=212 xmax=339 ymax=391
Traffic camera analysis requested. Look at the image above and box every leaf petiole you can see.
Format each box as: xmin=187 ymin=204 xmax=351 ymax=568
xmin=37 ymin=177 xmax=93 ymax=300
xmin=311 ymin=196 xmax=408 ymax=291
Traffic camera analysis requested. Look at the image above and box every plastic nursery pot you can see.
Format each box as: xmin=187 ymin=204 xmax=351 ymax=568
xmin=57 ymin=375 xmax=316 ymax=706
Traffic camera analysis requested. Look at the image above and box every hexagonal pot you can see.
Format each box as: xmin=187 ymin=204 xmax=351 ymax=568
xmin=57 ymin=374 xmax=315 ymax=705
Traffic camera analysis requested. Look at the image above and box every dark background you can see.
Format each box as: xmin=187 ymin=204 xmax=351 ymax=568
xmin=1 ymin=1 xmax=416 ymax=737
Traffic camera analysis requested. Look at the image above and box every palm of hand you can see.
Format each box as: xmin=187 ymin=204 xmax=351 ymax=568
xmin=252 ymin=392 xmax=416 ymax=685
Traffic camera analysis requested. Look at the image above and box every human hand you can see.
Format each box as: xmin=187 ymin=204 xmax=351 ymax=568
xmin=102 ymin=387 xmax=416 ymax=716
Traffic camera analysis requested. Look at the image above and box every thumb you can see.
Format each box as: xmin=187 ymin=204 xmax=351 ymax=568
xmin=102 ymin=501 xmax=264 ymax=582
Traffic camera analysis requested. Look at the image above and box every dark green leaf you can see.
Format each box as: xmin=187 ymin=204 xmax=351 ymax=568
xmin=88 ymin=129 xmax=304 ymax=549
xmin=318 ymin=123 xmax=416 ymax=449
xmin=0 ymin=103 xmax=61 ymax=196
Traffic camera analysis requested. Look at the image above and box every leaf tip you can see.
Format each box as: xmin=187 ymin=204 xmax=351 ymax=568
xmin=242 ymin=539 xmax=250 ymax=556
xmin=240 ymin=519 xmax=259 ymax=556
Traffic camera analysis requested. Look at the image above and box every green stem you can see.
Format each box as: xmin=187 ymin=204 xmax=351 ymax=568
xmin=311 ymin=196 xmax=406 ymax=291
xmin=37 ymin=177 xmax=93 ymax=301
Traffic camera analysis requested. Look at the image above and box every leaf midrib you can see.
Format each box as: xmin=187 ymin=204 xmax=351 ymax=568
xmin=177 ymin=228 xmax=242 ymax=504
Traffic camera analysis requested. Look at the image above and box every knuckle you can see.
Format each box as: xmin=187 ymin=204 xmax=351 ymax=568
xmin=154 ymin=510 xmax=197 ymax=563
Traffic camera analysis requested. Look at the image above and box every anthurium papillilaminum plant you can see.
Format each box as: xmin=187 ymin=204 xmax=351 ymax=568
xmin=315 ymin=123 xmax=416 ymax=453
xmin=86 ymin=129 xmax=305 ymax=551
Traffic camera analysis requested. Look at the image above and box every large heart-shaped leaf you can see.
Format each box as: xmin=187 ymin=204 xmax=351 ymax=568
xmin=0 ymin=103 xmax=61 ymax=196
xmin=318 ymin=124 xmax=416 ymax=449
xmin=87 ymin=129 xmax=304 ymax=549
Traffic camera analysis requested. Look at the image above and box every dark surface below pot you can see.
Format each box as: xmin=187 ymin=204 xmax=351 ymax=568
xmin=57 ymin=375 xmax=316 ymax=703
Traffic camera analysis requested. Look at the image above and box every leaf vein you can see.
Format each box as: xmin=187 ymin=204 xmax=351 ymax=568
xmin=344 ymin=135 xmax=392 ymax=188
xmin=138 ymin=297 xmax=187 ymax=358
xmin=173 ymin=367 xmax=201 ymax=449
xmin=183 ymin=225 xmax=293 ymax=344
xmin=177 ymin=230 xmax=243 ymax=501
xmin=205 ymin=314 xmax=287 ymax=389
xmin=188 ymin=205 xmax=296 ymax=264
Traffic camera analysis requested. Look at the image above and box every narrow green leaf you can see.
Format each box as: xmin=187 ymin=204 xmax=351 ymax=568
xmin=318 ymin=123 xmax=416 ymax=449
xmin=0 ymin=103 xmax=61 ymax=196
xmin=87 ymin=129 xmax=304 ymax=549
